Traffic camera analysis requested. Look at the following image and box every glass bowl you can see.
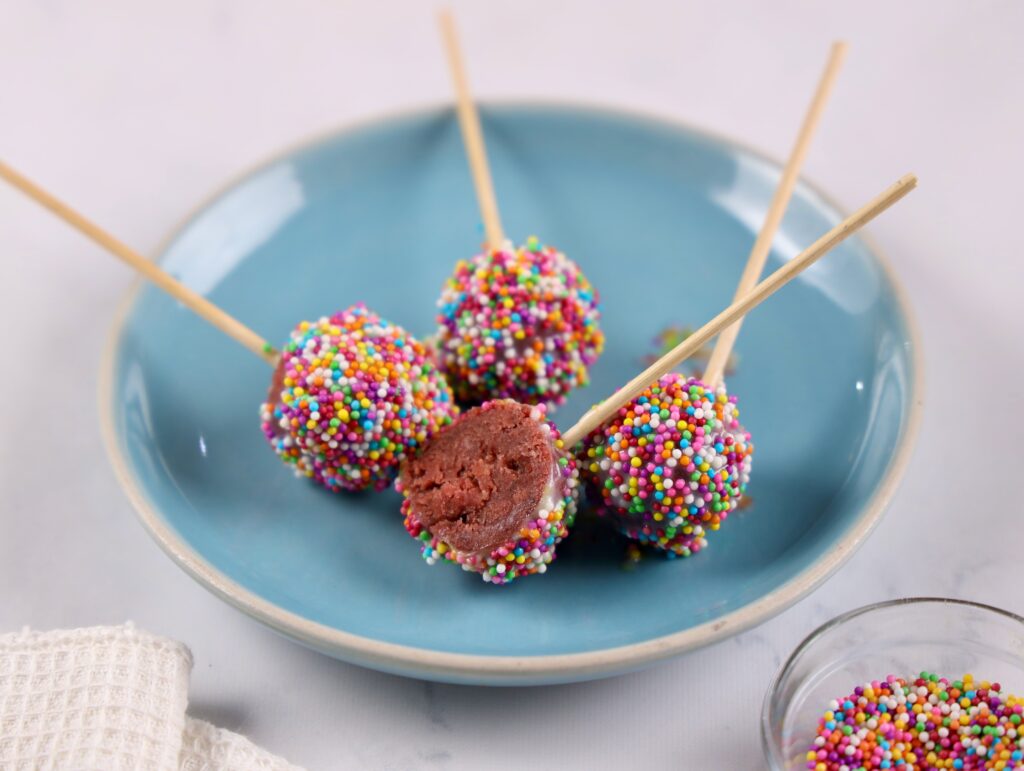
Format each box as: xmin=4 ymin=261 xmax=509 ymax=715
xmin=762 ymin=597 xmax=1024 ymax=769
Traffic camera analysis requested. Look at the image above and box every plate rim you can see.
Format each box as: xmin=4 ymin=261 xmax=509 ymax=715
xmin=97 ymin=99 xmax=924 ymax=683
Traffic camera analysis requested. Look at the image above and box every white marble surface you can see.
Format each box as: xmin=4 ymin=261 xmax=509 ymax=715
xmin=2 ymin=2 xmax=1022 ymax=768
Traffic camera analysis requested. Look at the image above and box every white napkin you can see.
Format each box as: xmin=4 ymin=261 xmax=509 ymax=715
xmin=0 ymin=624 xmax=303 ymax=771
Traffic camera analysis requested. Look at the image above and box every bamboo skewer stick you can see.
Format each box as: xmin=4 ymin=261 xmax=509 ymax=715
xmin=562 ymin=173 xmax=917 ymax=447
xmin=0 ymin=161 xmax=279 ymax=366
xmin=702 ymin=41 xmax=848 ymax=387
xmin=438 ymin=8 xmax=505 ymax=251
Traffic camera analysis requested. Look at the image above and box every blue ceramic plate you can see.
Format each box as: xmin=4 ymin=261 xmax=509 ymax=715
xmin=101 ymin=104 xmax=921 ymax=685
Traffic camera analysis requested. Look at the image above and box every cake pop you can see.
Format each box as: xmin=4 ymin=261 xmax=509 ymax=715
xmin=582 ymin=41 xmax=847 ymax=555
xmin=399 ymin=399 xmax=577 ymax=585
xmin=435 ymin=236 xmax=603 ymax=406
xmin=435 ymin=11 xmax=604 ymax=408
xmin=261 ymin=304 xmax=455 ymax=493
xmin=582 ymin=374 xmax=752 ymax=556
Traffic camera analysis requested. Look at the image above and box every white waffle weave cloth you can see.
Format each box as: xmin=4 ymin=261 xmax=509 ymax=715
xmin=0 ymin=624 xmax=303 ymax=771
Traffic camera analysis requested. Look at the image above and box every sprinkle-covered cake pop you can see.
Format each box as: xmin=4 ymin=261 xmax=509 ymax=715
xmin=261 ymin=304 xmax=457 ymax=493
xmin=398 ymin=399 xmax=579 ymax=585
xmin=581 ymin=373 xmax=752 ymax=557
xmin=435 ymin=237 xmax=604 ymax=408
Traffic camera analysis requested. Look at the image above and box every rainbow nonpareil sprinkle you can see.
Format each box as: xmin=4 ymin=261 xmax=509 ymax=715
xmin=581 ymin=373 xmax=752 ymax=556
xmin=806 ymin=673 xmax=1024 ymax=770
xmin=435 ymin=237 xmax=604 ymax=408
xmin=260 ymin=304 xmax=456 ymax=493
xmin=398 ymin=401 xmax=579 ymax=585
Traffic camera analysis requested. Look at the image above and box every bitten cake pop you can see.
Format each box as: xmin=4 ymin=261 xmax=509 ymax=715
xmin=398 ymin=173 xmax=917 ymax=583
xmin=435 ymin=236 xmax=603 ymax=406
xmin=583 ymin=42 xmax=847 ymax=556
xmin=261 ymin=304 xmax=455 ymax=493
xmin=0 ymin=162 xmax=456 ymax=495
xmin=435 ymin=11 xmax=604 ymax=408
xmin=399 ymin=399 xmax=578 ymax=584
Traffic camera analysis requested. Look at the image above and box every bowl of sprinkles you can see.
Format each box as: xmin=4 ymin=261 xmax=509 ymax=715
xmin=762 ymin=598 xmax=1024 ymax=770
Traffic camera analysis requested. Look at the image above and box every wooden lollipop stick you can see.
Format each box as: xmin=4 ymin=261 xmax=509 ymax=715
xmin=562 ymin=173 xmax=917 ymax=447
xmin=0 ymin=160 xmax=279 ymax=366
xmin=438 ymin=8 xmax=505 ymax=250
xmin=703 ymin=41 xmax=848 ymax=387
